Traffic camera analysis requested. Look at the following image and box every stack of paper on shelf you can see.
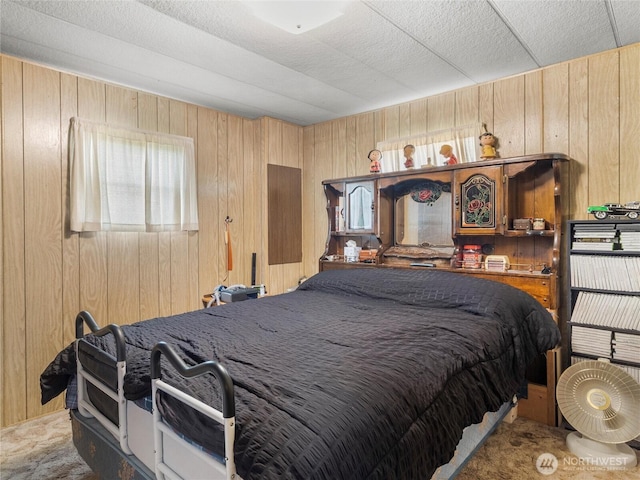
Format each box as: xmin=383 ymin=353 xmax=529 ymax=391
xmin=571 ymin=291 xmax=640 ymax=330
xmin=613 ymin=332 xmax=640 ymax=363
xmin=572 ymin=224 xmax=619 ymax=251
xmin=571 ymin=326 xmax=611 ymax=358
xmin=570 ymin=255 xmax=640 ymax=292
xmin=619 ymin=223 xmax=640 ymax=252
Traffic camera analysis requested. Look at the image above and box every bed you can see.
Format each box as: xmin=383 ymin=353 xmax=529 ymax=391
xmin=41 ymin=268 xmax=560 ymax=479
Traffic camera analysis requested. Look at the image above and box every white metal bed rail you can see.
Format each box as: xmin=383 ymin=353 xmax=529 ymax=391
xmin=151 ymin=341 xmax=238 ymax=480
xmin=75 ymin=311 xmax=132 ymax=455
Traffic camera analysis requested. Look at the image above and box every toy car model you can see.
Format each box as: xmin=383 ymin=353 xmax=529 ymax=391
xmin=587 ymin=202 xmax=640 ymax=220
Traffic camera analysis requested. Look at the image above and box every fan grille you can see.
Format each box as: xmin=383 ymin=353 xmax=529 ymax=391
xmin=557 ymin=361 xmax=640 ymax=444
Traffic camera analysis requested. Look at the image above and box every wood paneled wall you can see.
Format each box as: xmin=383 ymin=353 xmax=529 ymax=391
xmin=1 ymin=43 xmax=638 ymax=427
xmin=0 ymin=56 xmax=303 ymax=426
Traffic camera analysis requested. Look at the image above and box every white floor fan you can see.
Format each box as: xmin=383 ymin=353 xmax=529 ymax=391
xmin=557 ymin=360 xmax=640 ymax=470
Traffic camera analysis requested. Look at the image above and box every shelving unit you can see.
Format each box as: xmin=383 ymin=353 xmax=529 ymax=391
xmin=566 ymin=220 xmax=640 ymax=383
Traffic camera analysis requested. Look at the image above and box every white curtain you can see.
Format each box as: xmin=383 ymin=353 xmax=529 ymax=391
xmin=377 ymin=123 xmax=482 ymax=173
xmin=69 ymin=117 xmax=198 ymax=232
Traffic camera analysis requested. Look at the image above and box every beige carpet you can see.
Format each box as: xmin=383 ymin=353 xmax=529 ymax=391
xmin=1 ymin=410 xmax=638 ymax=479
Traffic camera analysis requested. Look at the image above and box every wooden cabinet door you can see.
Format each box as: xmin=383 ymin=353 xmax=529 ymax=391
xmin=454 ymin=166 xmax=504 ymax=235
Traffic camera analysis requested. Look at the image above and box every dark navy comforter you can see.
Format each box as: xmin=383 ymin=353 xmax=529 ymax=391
xmin=41 ymin=268 xmax=560 ymax=479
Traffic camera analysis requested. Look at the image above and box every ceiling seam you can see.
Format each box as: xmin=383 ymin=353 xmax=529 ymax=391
xmin=604 ymin=0 xmax=622 ymax=48
xmin=486 ymin=0 xmax=542 ymax=68
xmin=362 ymin=1 xmax=476 ymax=83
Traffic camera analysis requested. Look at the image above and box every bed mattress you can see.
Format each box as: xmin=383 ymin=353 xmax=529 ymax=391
xmin=42 ymin=268 xmax=560 ymax=479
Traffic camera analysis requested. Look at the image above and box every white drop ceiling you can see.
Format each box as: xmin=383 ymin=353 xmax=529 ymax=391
xmin=2 ymin=0 xmax=639 ymax=126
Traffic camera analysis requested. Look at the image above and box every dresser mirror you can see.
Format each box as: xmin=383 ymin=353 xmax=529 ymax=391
xmin=394 ymin=179 xmax=454 ymax=249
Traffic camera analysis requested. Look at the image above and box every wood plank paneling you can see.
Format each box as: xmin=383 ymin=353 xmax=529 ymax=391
xmin=383 ymin=105 xmax=400 ymax=142
xmin=303 ymin=126 xmax=318 ymax=275
xmin=217 ymin=114 xmax=230 ymax=286
xmin=524 ymin=70 xmax=543 ymax=155
xmin=197 ymin=108 xmax=219 ymax=295
xmin=284 ymin=121 xmax=304 ymax=284
xmin=2 ymin=56 xmax=27 ymax=426
xmin=620 ymin=45 xmax=640 ymax=204
xmin=588 ymin=51 xmax=619 ymax=206
xmin=568 ymin=58 xmax=589 ymax=219
xmin=23 ymin=62 xmax=63 ymax=418
xmin=265 ymin=118 xmax=283 ymax=293
xmin=243 ymin=119 xmax=261 ymax=284
xmin=346 ymin=116 xmax=357 ymax=178
xmin=399 ymin=103 xmax=411 ymax=138
xmin=168 ymin=100 xmax=190 ymax=315
xmin=60 ymin=73 xmax=79 ymax=345
xmin=332 ymin=118 xmax=347 ymax=179
xmin=157 ymin=98 xmax=173 ymax=317
xmin=77 ymin=78 xmax=108 ymax=326
xmin=479 ymin=83 xmax=494 ymax=135
xmin=313 ymin=123 xmax=333 ymax=264
xmin=137 ymin=93 xmax=160 ymax=320
xmin=410 ymin=98 xmax=428 ymax=136
xmin=455 ymin=87 xmax=478 ymax=127
xmin=187 ymin=105 xmax=200 ymax=310
xmin=494 ymin=76 xmax=525 ymax=158
xmin=357 ymin=113 xmax=375 ymax=176
xmin=228 ymin=115 xmax=244 ymax=285
xmin=427 ymin=92 xmax=455 ymax=132
xmin=106 ymin=85 xmax=140 ymax=325
xmin=253 ymin=119 xmax=265 ymax=286
xmin=543 ymin=64 xmax=569 ymax=155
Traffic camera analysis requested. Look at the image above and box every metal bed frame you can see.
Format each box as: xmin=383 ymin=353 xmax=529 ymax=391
xmin=74 ymin=311 xmax=238 ymax=480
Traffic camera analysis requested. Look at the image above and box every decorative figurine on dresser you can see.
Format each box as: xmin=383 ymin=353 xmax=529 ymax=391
xmin=439 ymin=144 xmax=458 ymax=165
xmin=403 ymin=144 xmax=415 ymax=169
xmin=368 ymin=149 xmax=382 ymax=174
xmin=479 ymin=127 xmax=498 ymax=159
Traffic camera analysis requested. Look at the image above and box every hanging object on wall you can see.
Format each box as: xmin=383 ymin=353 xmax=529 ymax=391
xmin=225 ymin=216 xmax=233 ymax=271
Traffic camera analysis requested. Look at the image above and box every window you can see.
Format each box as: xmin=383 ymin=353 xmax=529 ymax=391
xmin=69 ymin=117 xmax=198 ymax=232
xmin=377 ymin=123 xmax=482 ymax=173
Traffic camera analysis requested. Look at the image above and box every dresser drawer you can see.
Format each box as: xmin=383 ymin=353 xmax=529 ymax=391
xmin=461 ymin=272 xmax=554 ymax=309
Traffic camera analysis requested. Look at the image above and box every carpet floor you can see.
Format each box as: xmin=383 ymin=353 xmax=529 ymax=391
xmin=1 ymin=410 xmax=638 ymax=479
